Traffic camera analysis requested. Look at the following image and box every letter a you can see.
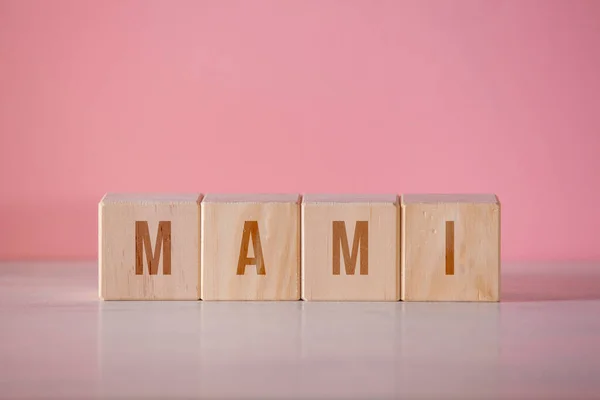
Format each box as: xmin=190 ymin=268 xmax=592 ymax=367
xmin=236 ymin=221 xmax=266 ymax=275
xmin=135 ymin=221 xmax=171 ymax=275
xmin=332 ymin=221 xmax=368 ymax=275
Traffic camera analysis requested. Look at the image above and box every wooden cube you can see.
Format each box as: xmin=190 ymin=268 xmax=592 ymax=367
xmin=200 ymin=194 xmax=300 ymax=300
xmin=99 ymin=193 xmax=202 ymax=300
xmin=401 ymin=194 xmax=501 ymax=302
xmin=302 ymin=194 xmax=399 ymax=301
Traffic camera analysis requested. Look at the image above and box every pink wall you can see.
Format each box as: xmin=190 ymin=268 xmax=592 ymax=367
xmin=1 ymin=1 xmax=599 ymax=261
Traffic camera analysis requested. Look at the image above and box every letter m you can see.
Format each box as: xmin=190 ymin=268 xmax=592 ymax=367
xmin=332 ymin=221 xmax=368 ymax=275
xmin=135 ymin=221 xmax=171 ymax=275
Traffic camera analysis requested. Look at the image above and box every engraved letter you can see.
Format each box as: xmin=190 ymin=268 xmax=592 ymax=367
xmin=445 ymin=221 xmax=454 ymax=275
xmin=332 ymin=221 xmax=368 ymax=275
xmin=135 ymin=221 xmax=171 ymax=275
xmin=236 ymin=221 xmax=266 ymax=275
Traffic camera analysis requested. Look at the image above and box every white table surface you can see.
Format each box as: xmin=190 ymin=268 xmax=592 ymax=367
xmin=1 ymin=261 xmax=599 ymax=399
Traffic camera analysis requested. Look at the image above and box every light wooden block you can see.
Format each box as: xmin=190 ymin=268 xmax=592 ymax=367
xmin=302 ymin=194 xmax=400 ymax=301
xmin=201 ymin=194 xmax=300 ymax=300
xmin=401 ymin=194 xmax=501 ymax=302
xmin=99 ymin=193 xmax=202 ymax=300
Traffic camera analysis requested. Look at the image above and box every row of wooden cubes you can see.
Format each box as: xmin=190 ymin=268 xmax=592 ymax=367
xmin=99 ymin=193 xmax=500 ymax=301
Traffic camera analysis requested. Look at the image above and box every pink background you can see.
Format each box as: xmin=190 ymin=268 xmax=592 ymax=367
xmin=1 ymin=1 xmax=599 ymax=261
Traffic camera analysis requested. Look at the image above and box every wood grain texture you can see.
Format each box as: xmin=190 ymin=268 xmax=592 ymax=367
xmin=302 ymin=195 xmax=399 ymax=301
xmin=401 ymin=194 xmax=501 ymax=302
xmin=99 ymin=193 xmax=202 ymax=300
xmin=201 ymin=194 xmax=300 ymax=300
xmin=302 ymin=193 xmax=399 ymax=203
xmin=202 ymin=193 xmax=299 ymax=203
